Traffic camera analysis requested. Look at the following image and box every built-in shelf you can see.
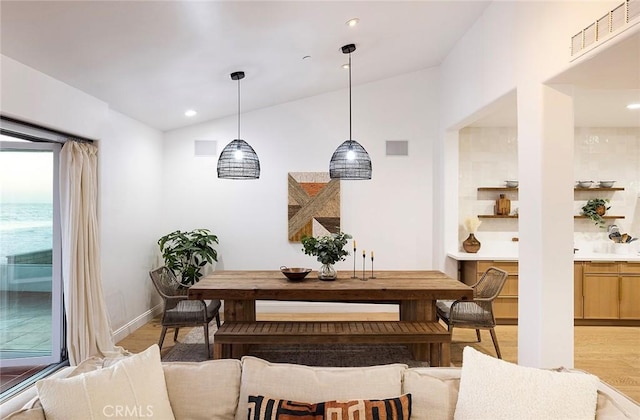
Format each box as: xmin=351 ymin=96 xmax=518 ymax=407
xmin=574 ymin=187 xmax=624 ymax=191
xmin=477 ymin=187 xmax=625 ymax=192
xmin=574 ymin=215 xmax=625 ymax=219
xmin=477 ymin=187 xmax=518 ymax=192
xmin=478 ymin=215 xmax=626 ymax=220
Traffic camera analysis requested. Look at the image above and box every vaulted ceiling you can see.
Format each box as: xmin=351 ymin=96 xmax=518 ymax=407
xmin=0 ymin=1 xmax=490 ymax=131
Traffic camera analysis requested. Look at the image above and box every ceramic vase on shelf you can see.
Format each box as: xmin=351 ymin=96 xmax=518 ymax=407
xmin=318 ymin=263 xmax=337 ymax=281
xmin=462 ymin=233 xmax=481 ymax=253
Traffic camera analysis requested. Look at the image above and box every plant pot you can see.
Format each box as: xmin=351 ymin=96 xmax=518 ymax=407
xmin=596 ymin=205 xmax=606 ymax=216
xmin=318 ymin=263 xmax=337 ymax=281
xmin=462 ymin=233 xmax=481 ymax=253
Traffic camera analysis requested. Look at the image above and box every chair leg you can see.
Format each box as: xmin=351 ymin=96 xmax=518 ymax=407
xmin=158 ymin=326 xmax=168 ymax=350
xmin=173 ymin=328 xmax=179 ymax=341
xmin=489 ymin=328 xmax=502 ymax=359
xmin=204 ymin=322 xmax=211 ymax=359
xmin=215 ymin=312 xmax=221 ymax=328
xmin=476 ymin=329 xmax=481 ymax=342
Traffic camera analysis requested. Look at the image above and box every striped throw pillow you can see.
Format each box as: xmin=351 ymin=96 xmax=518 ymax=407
xmin=248 ymin=394 xmax=412 ymax=420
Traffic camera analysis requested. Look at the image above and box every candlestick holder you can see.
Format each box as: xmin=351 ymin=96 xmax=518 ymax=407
xmin=369 ymin=255 xmax=376 ymax=279
xmin=361 ymin=251 xmax=367 ymax=281
xmin=351 ymin=246 xmax=357 ymax=278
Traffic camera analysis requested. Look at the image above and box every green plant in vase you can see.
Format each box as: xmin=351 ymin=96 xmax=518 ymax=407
xmin=157 ymin=228 xmax=219 ymax=286
xmin=301 ymin=232 xmax=352 ymax=280
xmin=581 ymin=198 xmax=610 ymax=228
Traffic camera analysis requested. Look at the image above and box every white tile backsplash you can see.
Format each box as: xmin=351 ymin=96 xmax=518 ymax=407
xmin=458 ymin=126 xmax=640 ymax=250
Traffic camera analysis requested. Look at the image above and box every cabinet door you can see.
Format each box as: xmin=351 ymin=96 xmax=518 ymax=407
xmin=620 ymin=276 xmax=640 ymax=319
xmin=583 ymin=275 xmax=619 ymax=319
xmin=494 ymin=297 xmax=518 ymax=319
xmin=574 ymin=263 xmax=583 ymax=319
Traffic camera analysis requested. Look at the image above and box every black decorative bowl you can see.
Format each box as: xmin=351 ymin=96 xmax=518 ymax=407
xmin=280 ymin=266 xmax=312 ymax=281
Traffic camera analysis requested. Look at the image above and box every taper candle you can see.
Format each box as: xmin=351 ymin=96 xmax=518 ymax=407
xmin=351 ymin=240 xmax=357 ymax=278
xmin=363 ymin=249 xmax=366 ymax=257
xmin=370 ymin=250 xmax=376 ymax=279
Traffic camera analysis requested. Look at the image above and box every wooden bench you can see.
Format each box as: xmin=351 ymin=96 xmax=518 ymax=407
xmin=213 ymin=320 xmax=451 ymax=366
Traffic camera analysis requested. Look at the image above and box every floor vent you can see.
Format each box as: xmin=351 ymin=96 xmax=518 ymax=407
xmin=571 ymin=0 xmax=639 ymax=58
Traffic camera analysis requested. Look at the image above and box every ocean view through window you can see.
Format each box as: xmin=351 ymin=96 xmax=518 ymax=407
xmin=0 ymin=130 xmax=65 ymax=396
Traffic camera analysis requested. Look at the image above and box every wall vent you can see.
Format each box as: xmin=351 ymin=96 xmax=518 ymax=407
xmin=194 ymin=140 xmax=217 ymax=156
xmin=386 ymin=140 xmax=409 ymax=156
xmin=571 ymin=0 xmax=639 ymax=58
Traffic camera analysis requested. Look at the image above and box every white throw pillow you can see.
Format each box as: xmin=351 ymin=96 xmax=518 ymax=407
xmin=454 ymin=346 xmax=599 ymax=420
xmin=36 ymin=344 xmax=175 ymax=420
xmin=236 ymin=356 xmax=407 ymax=420
xmin=403 ymin=367 xmax=461 ymax=420
xmin=162 ymin=359 xmax=242 ymax=420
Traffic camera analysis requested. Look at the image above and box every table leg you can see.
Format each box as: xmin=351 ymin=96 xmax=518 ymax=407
xmin=400 ymin=299 xmax=437 ymax=364
xmin=222 ymin=299 xmax=256 ymax=358
xmin=223 ymin=299 xmax=256 ymax=322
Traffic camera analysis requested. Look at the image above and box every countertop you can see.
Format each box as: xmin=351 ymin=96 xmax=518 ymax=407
xmin=447 ymin=251 xmax=640 ymax=262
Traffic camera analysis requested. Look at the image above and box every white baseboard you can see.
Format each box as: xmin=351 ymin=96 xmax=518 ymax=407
xmin=112 ymin=304 xmax=163 ymax=343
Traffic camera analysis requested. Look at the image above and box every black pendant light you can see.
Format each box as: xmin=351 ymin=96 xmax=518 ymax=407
xmin=329 ymin=44 xmax=372 ymax=180
xmin=217 ymin=71 xmax=260 ymax=179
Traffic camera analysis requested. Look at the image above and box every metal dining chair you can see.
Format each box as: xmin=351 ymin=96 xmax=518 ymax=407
xmin=436 ymin=267 xmax=509 ymax=358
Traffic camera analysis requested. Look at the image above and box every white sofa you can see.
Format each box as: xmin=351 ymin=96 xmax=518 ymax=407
xmin=1 ymin=345 xmax=638 ymax=420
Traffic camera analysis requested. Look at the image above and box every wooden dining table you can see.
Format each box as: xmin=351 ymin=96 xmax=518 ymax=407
xmin=188 ymin=270 xmax=473 ymax=363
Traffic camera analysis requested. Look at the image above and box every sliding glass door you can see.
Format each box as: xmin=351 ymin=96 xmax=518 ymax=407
xmin=0 ymin=136 xmax=64 ymax=367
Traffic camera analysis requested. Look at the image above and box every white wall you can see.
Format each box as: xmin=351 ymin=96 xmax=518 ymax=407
xmin=1 ymin=56 xmax=165 ymax=342
xmin=438 ymin=0 xmax=625 ymax=368
xmin=1 ymin=55 xmax=108 ymax=140
xmin=100 ymin=110 xmax=164 ymax=340
xmin=162 ymin=69 xmax=438 ymax=280
xmin=457 ymin=126 xmax=640 ymax=250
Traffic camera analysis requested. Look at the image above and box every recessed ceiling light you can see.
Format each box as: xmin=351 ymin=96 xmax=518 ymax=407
xmin=185 ymin=109 xmax=197 ymax=117
xmin=342 ymin=63 xmax=350 ymax=69
xmin=626 ymin=103 xmax=640 ymax=110
xmin=346 ymin=18 xmax=359 ymax=27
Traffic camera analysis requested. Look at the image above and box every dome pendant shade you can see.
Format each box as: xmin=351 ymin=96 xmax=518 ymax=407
xmin=329 ymin=139 xmax=372 ymax=180
xmin=217 ymin=71 xmax=260 ymax=179
xmin=329 ymin=43 xmax=372 ymax=180
xmin=217 ymin=139 xmax=260 ymax=179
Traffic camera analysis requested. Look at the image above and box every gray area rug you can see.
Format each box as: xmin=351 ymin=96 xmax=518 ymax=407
xmin=161 ymin=323 xmax=430 ymax=367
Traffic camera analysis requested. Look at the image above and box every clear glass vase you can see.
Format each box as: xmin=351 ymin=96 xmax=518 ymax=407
xmin=318 ymin=263 xmax=337 ymax=281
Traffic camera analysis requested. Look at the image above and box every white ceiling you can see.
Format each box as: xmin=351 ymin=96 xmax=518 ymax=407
xmin=0 ymin=0 xmax=491 ymax=132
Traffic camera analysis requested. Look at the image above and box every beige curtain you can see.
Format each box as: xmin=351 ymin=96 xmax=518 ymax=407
xmin=60 ymin=141 xmax=126 ymax=365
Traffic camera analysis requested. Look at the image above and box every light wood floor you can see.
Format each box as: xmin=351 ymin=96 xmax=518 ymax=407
xmin=117 ymin=313 xmax=640 ymax=403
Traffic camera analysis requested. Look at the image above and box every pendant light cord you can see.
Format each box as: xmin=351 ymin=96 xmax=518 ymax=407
xmin=348 ymin=51 xmax=352 ymax=141
xmin=237 ymin=78 xmax=241 ymax=140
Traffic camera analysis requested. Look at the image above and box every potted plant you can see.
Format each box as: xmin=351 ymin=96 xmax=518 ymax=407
xmin=157 ymin=228 xmax=219 ymax=286
xmin=301 ymin=232 xmax=352 ymax=280
xmin=581 ymin=198 xmax=610 ymax=228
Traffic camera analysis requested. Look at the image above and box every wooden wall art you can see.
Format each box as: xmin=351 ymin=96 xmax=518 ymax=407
xmin=288 ymin=172 xmax=340 ymax=242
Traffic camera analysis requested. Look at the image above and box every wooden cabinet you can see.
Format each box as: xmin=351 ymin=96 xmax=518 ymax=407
xmin=459 ymin=259 xmax=640 ymax=324
xmin=583 ymin=275 xmax=619 ymax=319
xmin=574 ymin=263 xmax=583 ymax=318
xmin=619 ymin=262 xmax=640 ymax=319
xmin=581 ymin=261 xmax=640 ymax=321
